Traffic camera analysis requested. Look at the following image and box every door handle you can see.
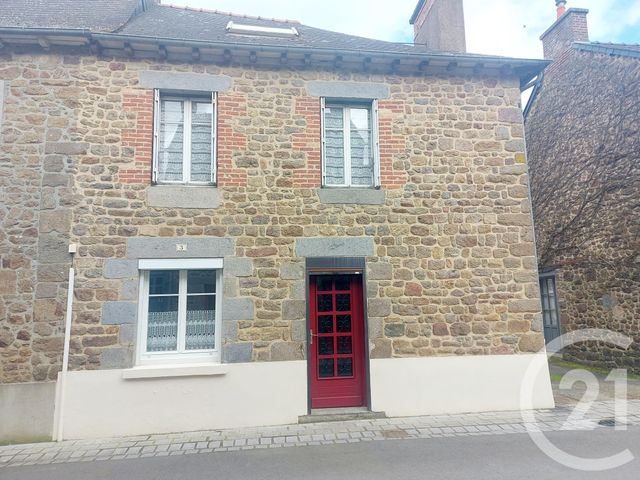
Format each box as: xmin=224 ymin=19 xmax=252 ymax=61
xmin=310 ymin=329 xmax=317 ymax=344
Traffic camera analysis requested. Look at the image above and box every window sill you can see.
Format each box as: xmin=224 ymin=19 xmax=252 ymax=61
xmin=317 ymin=188 xmax=385 ymax=205
xmin=122 ymin=363 xmax=228 ymax=380
xmin=147 ymin=185 xmax=221 ymax=209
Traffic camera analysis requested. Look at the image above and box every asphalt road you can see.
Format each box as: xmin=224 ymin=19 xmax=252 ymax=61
xmin=4 ymin=426 xmax=640 ymax=480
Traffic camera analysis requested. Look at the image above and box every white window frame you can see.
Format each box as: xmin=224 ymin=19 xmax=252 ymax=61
xmin=136 ymin=258 xmax=223 ymax=365
xmin=226 ymin=21 xmax=299 ymax=37
xmin=153 ymin=90 xmax=218 ymax=185
xmin=321 ymin=98 xmax=380 ymax=188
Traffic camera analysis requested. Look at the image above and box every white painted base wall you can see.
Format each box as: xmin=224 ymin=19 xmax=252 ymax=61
xmin=370 ymin=354 xmax=555 ymax=417
xmin=55 ymin=354 xmax=554 ymax=440
xmin=0 ymin=382 xmax=56 ymax=443
xmin=56 ymin=361 xmax=308 ymax=440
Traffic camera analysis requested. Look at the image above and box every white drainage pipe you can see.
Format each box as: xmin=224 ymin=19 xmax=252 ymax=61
xmin=54 ymin=245 xmax=76 ymax=442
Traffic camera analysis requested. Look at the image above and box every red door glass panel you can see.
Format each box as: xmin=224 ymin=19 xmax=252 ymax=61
xmin=309 ymin=274 xmax=366 ymax=409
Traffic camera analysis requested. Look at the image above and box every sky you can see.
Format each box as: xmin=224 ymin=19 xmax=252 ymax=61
xmin=161 ymin=0 xmax=640 ymax=58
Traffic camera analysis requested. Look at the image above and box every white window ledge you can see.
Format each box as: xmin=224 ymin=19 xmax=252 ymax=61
xmin=122 ymin=363 xmax=228 ymax=380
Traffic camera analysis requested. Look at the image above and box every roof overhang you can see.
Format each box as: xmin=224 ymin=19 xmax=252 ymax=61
xmin=0 ymin=27 xmax=550 ymax=89
xmin=573 ymin=41 xmax=640 ymax=59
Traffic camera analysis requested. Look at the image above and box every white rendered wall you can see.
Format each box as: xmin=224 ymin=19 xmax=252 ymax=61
xmin=57 ymin=361 xmax=308 ymax=439
xmin=57 ymin=354 xmax=554 ymax=439
xmin=0 ymin=382 xmax=56 ymax=443
xmin=370 ymin=354 xmax=555 ymax=417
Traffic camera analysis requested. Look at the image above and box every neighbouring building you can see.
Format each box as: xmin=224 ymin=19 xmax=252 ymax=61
xmin=0 ymin=0 xmax=554 ymax=442
xmin=526 ymin=2 xmax=640 ymax=370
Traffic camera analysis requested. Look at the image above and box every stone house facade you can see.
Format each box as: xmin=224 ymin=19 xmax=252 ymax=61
xmin=0 ymin=0 xmax=554 ymax=441
xmin=526 ymin=4 xmax=640 ymax=370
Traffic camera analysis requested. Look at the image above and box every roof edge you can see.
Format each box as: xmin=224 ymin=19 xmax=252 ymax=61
xmin=540 ymin=8 xmax=589 ymax=40
xmin=0 ymin=26 xmax=91 ymax=35
xmin=90 ymin=30 xmax=549 ymax=63
xmin=572 ymin=41 xmax=640 ymax=59
xmin=409 ymin=0 xmax=426 ymax=25
xmin=0 ymin=27 xmax=549 ymax=84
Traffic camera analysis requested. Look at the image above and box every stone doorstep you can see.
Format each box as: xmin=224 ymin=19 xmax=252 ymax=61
xmin=298 ymin=408 xmax=387 ymax=424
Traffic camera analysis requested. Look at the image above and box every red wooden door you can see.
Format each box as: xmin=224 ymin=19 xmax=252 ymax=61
xmin=309 ymin=274 xmax=367 ymax=409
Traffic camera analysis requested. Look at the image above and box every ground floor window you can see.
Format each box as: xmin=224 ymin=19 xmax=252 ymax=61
xmin=540 ymin=272 xmax=561 ymax=344
xmin=137 ymin=259 xmax=222 ymax=364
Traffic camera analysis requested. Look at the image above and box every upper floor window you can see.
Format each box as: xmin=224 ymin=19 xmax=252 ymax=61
xmin=321 ymin=99 xmax=380 ymax=188
xmin=137 ymin=259 xmax=223 ymax=365
xmin=153 ymin=91 xmax=217 ymax=185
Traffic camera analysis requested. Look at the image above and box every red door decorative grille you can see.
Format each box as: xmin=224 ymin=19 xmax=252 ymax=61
xmin=309 ymin=274 xmax=366 ymax=409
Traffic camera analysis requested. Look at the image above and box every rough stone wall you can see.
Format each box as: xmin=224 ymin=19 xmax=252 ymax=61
xmin=556 ymin=265 xmax=640 ymax=372
xmin=526 ymin=49 xmax=640 ymax=372
xmin=0 ymin=54 xmax=78 ymax=383
xmin=1 ymin=49 xmax=544 ymax=379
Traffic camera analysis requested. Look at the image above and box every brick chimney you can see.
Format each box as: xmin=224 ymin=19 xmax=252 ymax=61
xmin=540 ymin=2 xmax=589 ymax=61
xmin=410 ymin=0 xmax=466 ymax=53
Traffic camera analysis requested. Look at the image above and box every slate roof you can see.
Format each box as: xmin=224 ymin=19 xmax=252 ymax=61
xmin=0 ymin=0 xmax=549 ymax=84
xmin=0 ymin=0 xmax=428 ymax=54
xmin=573 ymin=41 xmax=640 ymax=59
xmin=0 ymin=0 xmax=142 ymax=32
xmin=117 ymin=4 xmax=427 ymax=54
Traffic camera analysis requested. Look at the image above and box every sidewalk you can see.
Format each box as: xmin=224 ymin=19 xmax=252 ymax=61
xmin=2 ymin=400 xmax=639 ymax=469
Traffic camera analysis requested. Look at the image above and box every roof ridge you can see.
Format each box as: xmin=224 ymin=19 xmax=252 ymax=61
xmin=159 ymin=3 xmax=301 ymax=25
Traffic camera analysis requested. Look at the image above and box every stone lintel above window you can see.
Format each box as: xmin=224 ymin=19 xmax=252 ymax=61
xmin=306 ymin=81 xmax=390 ymax=99
xmin=126 ymin=237 xmax=234 ymax=259
xmin=295 ymin=237 xmax=375 ymax=258
xmin=139 ymin=71 xmax=232 ymax=93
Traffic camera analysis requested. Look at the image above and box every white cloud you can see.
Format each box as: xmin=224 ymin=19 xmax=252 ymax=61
xmin=161 ymin=0 xmax=640 ymax=58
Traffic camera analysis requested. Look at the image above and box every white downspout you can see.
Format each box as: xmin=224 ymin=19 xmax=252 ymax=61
xmin=54 ymin=244 xmax=76 ymax=442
